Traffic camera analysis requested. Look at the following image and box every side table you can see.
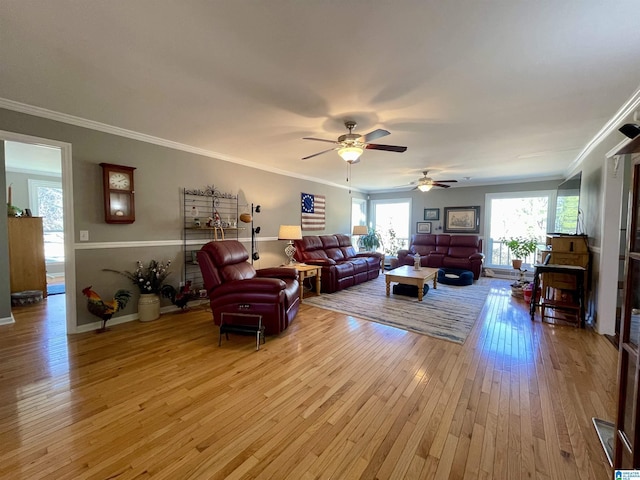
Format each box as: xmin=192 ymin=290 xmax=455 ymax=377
xmin=529 ymin=263 xmax=586 ymax=327
xmin=282 ymin=263 xmax=321 ymax=301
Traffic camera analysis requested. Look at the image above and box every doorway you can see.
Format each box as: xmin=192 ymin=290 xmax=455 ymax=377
xmin=6 ymin=143 xmax=65 ymax=295
xmin=2 ymin=131 xmax=76 ymax=334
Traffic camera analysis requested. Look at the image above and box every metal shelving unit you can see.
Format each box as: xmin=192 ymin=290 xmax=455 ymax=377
xmin=183 ymin=186 xmax=241 ymax=292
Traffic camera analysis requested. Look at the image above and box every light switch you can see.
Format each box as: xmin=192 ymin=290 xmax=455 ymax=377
xmin=80 ymin=230 xmax=89 ymax=241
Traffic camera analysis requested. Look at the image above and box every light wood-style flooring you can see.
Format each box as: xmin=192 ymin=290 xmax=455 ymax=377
xmin=0 ymin=280 xmax=617 ymax=479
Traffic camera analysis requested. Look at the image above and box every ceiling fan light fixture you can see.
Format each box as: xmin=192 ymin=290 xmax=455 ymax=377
xmin=418 ymin=183 xmax=433 ymax=192
xmin=338 ymin=146 xmax=363 ymax=163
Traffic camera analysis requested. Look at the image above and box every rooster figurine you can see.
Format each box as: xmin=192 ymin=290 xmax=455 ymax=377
xmin=160 ymin=281 xmax=195 ymax=311
xmin=82 ymin=286 xmax=132 ymax=332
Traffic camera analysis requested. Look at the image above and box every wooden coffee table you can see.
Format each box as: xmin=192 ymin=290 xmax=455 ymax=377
xmin=385 ymin=265 xmax=439 ymax=301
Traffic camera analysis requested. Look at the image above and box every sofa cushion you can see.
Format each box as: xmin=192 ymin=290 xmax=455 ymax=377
xmin=448 ymin=236 xmax=481 ymax=258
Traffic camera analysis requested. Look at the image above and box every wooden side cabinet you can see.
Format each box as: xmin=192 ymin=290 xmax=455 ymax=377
xmin=8 ymin=217 xmax=47 ymax=296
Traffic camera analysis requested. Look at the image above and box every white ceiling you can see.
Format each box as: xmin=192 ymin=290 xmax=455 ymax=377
xmin=2 ymin=1 xmax=639 ymax=191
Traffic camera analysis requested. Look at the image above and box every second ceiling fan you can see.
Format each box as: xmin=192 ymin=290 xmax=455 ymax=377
xmin=302 ymin=121 xmax=407 ymax=163
xmin=414 ymin=170 xmax=457 ymax=191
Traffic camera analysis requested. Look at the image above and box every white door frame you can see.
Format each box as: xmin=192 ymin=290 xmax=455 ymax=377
xmin=1 ymin=130 xmax=76 ymax=334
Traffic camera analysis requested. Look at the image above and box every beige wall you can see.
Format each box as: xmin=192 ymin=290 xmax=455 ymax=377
xmin=0 ymin=104 xmax=634 ymax=334
xmin=370 ymin=179 xmax=561 ymax=237
xmin=0 ymin=108 xmax=363 ymax=326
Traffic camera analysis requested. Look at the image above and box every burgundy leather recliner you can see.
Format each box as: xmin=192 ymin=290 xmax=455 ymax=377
xmin=197 ymin=240 xmax=300 ymax=335
xmin=396 ymin=234 xmax=484 ymax=280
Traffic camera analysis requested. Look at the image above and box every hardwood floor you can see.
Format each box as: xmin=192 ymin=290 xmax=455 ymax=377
xmin=0 ymin=279 xmax=616 ymax=479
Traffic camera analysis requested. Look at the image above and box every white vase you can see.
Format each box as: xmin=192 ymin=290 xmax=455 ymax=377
xmin=138 ymin=293 xmax=160 ymax=322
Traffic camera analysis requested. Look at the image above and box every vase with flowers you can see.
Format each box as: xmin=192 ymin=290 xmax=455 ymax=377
xmin=104 ymin=260 xmax=172 ymax=321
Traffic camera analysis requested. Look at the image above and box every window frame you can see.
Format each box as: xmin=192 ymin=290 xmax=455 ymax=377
xmin=483 ymin=190 xmax=556 ymax=269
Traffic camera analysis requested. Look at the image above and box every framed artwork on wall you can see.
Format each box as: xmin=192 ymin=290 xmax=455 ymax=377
xmin=443 ymin=206 xmax=480 ymax=233
xmin=417 ymin=222 xmax=432 ymax=234
xmin=424 ymin=208 xmax=439 ymax=221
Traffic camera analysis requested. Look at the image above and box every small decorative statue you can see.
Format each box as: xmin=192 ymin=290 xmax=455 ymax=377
xmin=414 ymin=252 xmax=421 ymax=270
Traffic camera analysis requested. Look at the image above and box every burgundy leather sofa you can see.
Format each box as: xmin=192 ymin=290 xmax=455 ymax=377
xmin=396 ymin=234 xmax=484 ymax=280
xmin=197 ymin=240 xmax=300 ymax=335
xmin=293 ymin=234 xmax=383 ymax=293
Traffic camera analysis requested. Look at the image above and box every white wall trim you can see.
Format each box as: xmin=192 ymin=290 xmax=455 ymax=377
xmin=74 ymin=236 xmax=273 ymax=250
xmin=74 ymin=300 xmax=208 ymax=333
xmin=0 ymin=98 xmax=362 ymax=193
xmin=567 ymin=84 xmax=640 ymax=176
xmin=0 ymin=313 xmax=15 ymax=325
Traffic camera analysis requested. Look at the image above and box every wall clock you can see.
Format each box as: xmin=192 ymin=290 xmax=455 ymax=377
xmin=100 ymin=163 xmax=136 ymax=224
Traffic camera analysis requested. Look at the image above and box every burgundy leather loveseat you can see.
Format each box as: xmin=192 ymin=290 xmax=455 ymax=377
xmin=293 ymin=234 xmax=383 ymax=293
xmin=396 ymin=234 xmax=484 ymax=280
xmin=197 ymin=240 xmax=300 ymax=335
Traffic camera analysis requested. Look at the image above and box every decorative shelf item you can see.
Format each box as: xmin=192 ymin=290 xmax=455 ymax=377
xmin=183 ymin=186 xmax=239 ymax=291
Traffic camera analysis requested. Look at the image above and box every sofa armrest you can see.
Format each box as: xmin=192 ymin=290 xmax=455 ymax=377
xmin=214 ymin=278 xmax=286 ymax=296
xmin=257 ymin=267 xmax=298 ymax=279
xmin=397 ymin=249 xmax=410 ymax=260
xmin=469 ymin=253 xmax=484 ymax=261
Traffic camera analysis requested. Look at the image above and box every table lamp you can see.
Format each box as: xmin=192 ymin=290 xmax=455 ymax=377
xmin=278 ymin=225 xmax=302 ymax=265
xmin=352 ymin=225 xmax=368 ymax=250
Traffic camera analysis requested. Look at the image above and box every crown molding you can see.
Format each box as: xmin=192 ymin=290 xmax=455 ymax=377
xmin=0 ymin=98 xmax=362 ymax=193
xmin=567 ymin=83 xmax=640 ymax=173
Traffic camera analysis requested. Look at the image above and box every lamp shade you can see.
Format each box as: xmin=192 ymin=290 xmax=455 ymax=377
xmin=352 ymin=225 xmax=368 ymax=235
xmin=338 ymin=146 xmax=363 ymax=163
xmin=278 ymin=225 xmax=302 ymax=240
xmin=418 ymin=184 xmax=433 ymax=192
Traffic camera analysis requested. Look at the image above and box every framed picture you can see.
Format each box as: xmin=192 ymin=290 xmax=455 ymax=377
xmin=424 ymin=208 xmax=439 ymax=221
xmin=417 ymin=222 xmax=432 ymax=234
xmin=443 ymin=206 xmax=480 ymax=233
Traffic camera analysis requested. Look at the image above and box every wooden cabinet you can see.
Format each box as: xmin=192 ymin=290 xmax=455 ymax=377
xmin=8 ymin=217 xmax=47 ymax=296
xmin=534 ymin=234 xmax=589 ymax=324
xmin=537 ymin=234 xmax=589 ymax=289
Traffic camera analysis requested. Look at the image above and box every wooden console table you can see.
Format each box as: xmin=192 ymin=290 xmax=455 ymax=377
xmin=529 ymin=264 xmax=586 ymax=327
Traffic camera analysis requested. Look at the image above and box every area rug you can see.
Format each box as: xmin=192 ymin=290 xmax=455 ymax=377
xmin=47 ymin=284 xmax=65 ymax=296
xmin=303 ymin=275 xmax=491 ymax=344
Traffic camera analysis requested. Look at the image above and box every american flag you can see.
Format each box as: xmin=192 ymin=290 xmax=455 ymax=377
xmin=301 ymin=193 xmax=325 ymax=231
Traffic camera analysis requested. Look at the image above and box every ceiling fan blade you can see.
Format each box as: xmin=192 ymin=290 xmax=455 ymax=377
xmin=361 ymin=129 xmax=390 ymax=143
xmin=433 ymin=179 xmax=457 ymax=183
xmin=365 ymin=143 xmax=408 ymax=153
xmin=303 ymin=137 xmax=340 ymax=145
xmin=302 ymin=147 xmax=337 ymax=160
xmin=431 ymin=183 xmax=451 ymax=188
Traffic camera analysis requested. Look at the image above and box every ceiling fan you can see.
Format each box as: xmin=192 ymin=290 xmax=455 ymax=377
xmin=302 ymin=121 xmax=407 ymax=163
xmin=414 ymin=170 xmax=458 ymax=191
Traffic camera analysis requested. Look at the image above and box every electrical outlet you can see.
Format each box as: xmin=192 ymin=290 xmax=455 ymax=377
xmin=80 ymin=230 xmax=89 ymax=241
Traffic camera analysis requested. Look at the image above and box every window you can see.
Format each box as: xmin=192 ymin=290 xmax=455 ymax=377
xmin=371 ymin=198 xmax=411 ymax=255
xmin=484 ymin=191 xmax=554 ymax=268
xmin=28 ymin=179 xmax=64 ymax=263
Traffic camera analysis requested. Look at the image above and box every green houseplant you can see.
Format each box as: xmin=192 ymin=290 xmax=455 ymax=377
xmin=503 ymin=236 xmax=538 ymax=269
xmin=360 ymin=228 xmax=382 ymax=251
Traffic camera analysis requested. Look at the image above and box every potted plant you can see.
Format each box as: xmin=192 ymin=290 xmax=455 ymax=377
xmin=503 ymin=236 xmax=539 ymax=269
xmin=360 ymin=228 xmax=382 ymax=252
xmin=104 ymin=259 xmax=172 ymax=321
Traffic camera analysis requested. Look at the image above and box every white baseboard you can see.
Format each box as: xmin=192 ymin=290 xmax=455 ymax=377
xmin=0 ymin=313 xmax=15 ymax=325
xmin=74 ymin=300 xmax=209 ymax=333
